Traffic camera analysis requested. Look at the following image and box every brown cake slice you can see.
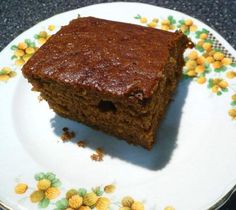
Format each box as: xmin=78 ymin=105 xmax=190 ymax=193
xmin=22 ymin=17 xmax=191 ymax=150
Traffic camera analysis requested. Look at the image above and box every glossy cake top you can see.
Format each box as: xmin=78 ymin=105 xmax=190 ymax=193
xmin=23 ymin=17 xmax=188 ymax=100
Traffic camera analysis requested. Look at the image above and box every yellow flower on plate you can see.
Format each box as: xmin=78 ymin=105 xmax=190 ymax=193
xmin=218 ymin=80 xmax=228 ymax=89
xmin=152 ymin=18 xmax=159 ymax=23
xmin=9 ymin=71 xmax=17 ymax=78
xmin=15 ymin=59 xmax=25 ymax=66
xmin=25 ymin=47 xmax=35 ymax=55
xmin=104 ymin=184 xmax=116 ymax=193
xmin=213 ymin=52 xmax=224 ymax=61
xmin=83 ymin=192 xmax=98 ymax=206
xmin=196 ymin=56 xmax=205 ymax=65
xmin=197 ymin=40 xmax=204 ymax=47
xmin=232 ymin=94 xmax=236 ymax=101
xmin=212 ymin=85 xmax=219 ymax=93
xmin=68 ymin=194 xmax=83 ymax=208
xmin=188 ymin=50 xmax=198 ymax=60
xmin=39 ymin=31 xmax=48 ymax=38
xmin=195 ymin=65 xmax=205 ymax=73
xmin=228 ymin=109 xmax=236 ymax=119
xmin=226 ymin=71 xmax=236 ymax=79
xmin=131 ymin=201 xmax=144 ymax=210
xmin=18 ymin=42 xmax=28 ymax=50
xmin=38 ymin=38 xmax=47 ymax=45
xmin=48 ymin=24 xmax=56 ymax=31
xmin=122 ymin=196 xmax=134 ymax=207
xmin=147 ymin=21 xmax=157 ymax=28
xmin=66 ymin=189 xmax=78 ymax=199
xmin=30 ymin=190 xmax=44 ymax=203
xmin=0 ymin=75 xmax=10 ymax=81
xmin=197 ymin=77 xmax=207 ymax=84
xmin=14 ymin=49 xmax=25 ymax=57
xmin=186 ymin=70 xmax=197 ymax=77
xmin=78 ymin=206 xmax=91 ymax=210
xmin=45 ymin=187 xmax=60 ymax=200
xmin=161 ymin=25 xmax=170 ymax=31
xmin=200 ymin=33 xmax=208 ymax=39
xmin=140 ymin=17 xmax=147 ymax=24
xmin=96 ymin=197 xmax=110 ymax=210
xmin=212 ymin=61 xmax=222 ymax=69
xmin=164 ymin=206 xmax=175 ymax=210
xmin=206 ymin=56 xmax=214 ymax=63
xmin=185 ymin=60 xmax=197 ymax=69
xmin=185 ymin=19 xmax=193 ymax=26
xmin=15 ymin=183 xmax=28 ymax=194
xmin=202 ymin=42 xmax=212 ymax=51
xmin=161 ymin=19 xmax=170 ymax=25
xmin=37 ymin=179 xmax=51 ymax=190
xmin=222 ymin=57 xmax=232 ymax=65
xmin=119 ymin=207 xmax=131 ymax=210
xmin=22 ymin=54 xmax=32 ymax=62
xmin=190 ymin=25 xmax=197 ymax=32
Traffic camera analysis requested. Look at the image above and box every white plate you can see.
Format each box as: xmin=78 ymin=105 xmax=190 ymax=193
xmin=0 ymin=2 xmax=236 ymax=210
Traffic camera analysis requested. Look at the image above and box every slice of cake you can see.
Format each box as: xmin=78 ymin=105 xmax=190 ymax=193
xmin=22 ymin=17 xmax=191 ymax=150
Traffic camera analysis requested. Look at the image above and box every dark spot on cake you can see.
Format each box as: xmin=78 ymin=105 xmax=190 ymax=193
xmin=98 ymin=100 xmax=117 ymax=112
xmin=62 ymin=127 xmax=68 ymax=132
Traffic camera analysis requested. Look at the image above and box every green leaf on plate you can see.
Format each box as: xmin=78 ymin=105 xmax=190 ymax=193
xmin=199 ymin=72 xmax=206 ymax=77
xmin=55 ymin=198 xmax=68 ymax=209
xmin=34 ymin=34 xmax=40 ymax=39
xmin=51 ymin=178 xmax=62 ymax=187
xmin=195 ymin=31 xmax=201 ymax=38
xmin=92 ymin=186 xmax=104 ymax=196
xmin=195 ymin=45 xmax=204 ymax=52
xmin=214 ymin=48 xmax=223 ymax=53
xmin=217 ymin=91 xmax=222 ymax=96
xmin=168 ymin=16 xmax=176 ymax=24
xmin=11 ymin=55 xmax=17 ymax=60
xmin=204 ymin=39 xmax=213 ymax=44
xmin=231 ymin=101 xmax=236 ymax=106
xmin=78 ymin=188 xmax=87 ymax=197
xmin=35 ymin=172 xmax=46 ymax=181
xmin=29 ymin=42 xmax=36 ymax=48
xmin=202 ymin=28 xmax=209 ymax=34
xmin=134 ymin=14 xmax=141 ymax=19
xmin=24 ymin=39 xmax=31 ymax=45
xmin=230 ymin=63 xmax=236 ymax=67
xmin=45 ymin=172 xmax=56 ymax=181
xmin=207 ymin=79 xmax=214 ymax=88
xmin=214 ymin=66 xmax=227 ymax=72
xmin=178 ymin=19 xmax=185 ymax=25
xmin=204 ymin=63 xmax=210 ymax=68
xmin=184 ymin=30 xmax=190 ymax=36
xmin=11 ymin=45 xmax=17 ymax=50
xmin=38 ymin=198 xmax=50 ymax=208
xmin=222 ymin=88 xmax=228 ymax=92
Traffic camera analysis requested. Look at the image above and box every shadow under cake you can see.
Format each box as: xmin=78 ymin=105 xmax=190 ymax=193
xmin=22 ymin=17 xmax=192 ymax=150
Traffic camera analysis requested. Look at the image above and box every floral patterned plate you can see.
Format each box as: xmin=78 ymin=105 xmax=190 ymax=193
xmin=0 ymin=2 xmax=236 ymax=210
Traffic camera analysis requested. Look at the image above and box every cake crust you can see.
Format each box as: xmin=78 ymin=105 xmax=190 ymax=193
xmin=23 ymin=17 xmax=189 ymax=103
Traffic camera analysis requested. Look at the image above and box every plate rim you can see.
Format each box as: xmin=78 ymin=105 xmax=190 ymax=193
xmin=0 ymin=2 xmax=236 ymax=210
